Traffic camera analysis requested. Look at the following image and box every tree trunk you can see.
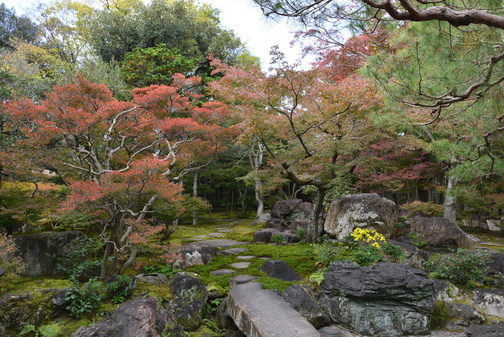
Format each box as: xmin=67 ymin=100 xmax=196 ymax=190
xmin=443 ymin=173 xmax=459 ymax=223
xmin=193 ymin=171 xmax=198 ymax=226
xmin=307 ymin=187 xmax=325 ymax=243
xmin=249 ymin=141 xmax=265 ymax=218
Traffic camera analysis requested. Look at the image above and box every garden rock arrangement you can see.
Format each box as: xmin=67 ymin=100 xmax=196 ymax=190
xmin=324 ymin=193 xmax=400 ymax=240
xmin=409 ymin=216 xmax=469 ymax=249
xmin=320 ymin=261 xmax=435 ymax=336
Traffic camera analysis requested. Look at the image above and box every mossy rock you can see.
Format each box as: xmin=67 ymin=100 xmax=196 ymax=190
xmin=0 ymin=288 xmax=58 ymax=335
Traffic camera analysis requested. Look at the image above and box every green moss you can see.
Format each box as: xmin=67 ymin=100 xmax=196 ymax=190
xmin=256 ymin=276 xmax=298 ymax=292
xmin=430 ymin=301 xmax=449 ymax=329
xmin=133 ymin=283 xmax=173 ymax=303
xmin=57 ymin=317 xmax=92 ymax=336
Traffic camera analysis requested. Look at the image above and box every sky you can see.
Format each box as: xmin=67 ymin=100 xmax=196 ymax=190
xmin=11 ymin=0 xmax=307 ymax=69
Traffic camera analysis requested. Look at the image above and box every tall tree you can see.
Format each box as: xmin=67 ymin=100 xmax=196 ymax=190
xmin=87 ymin=0 xmax=246 ymax=75
xmin=0 ymin=3 xmax=39 ymax=49
xmin=365 ymin=19 xmax=504 ymax=221
xmin=210 ymin=46 xmax=383 ymax=242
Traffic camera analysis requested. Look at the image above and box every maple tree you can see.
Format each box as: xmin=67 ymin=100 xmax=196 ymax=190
xmin=210 ymin=44 xmax=383 ymax=242
xmin=2 ymin=74 xmax=237 ymax=279
xmin=354 ymin=138 xmax=443 ymax=204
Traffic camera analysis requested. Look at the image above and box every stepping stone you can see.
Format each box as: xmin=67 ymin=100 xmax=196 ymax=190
xmin=230 ymin=262 xmax=251 ymax=269
xmin=209 ymin=233 xmax=223 ymax=237
xmin=236 ymin=255 xmax=255 ymax=260
xmin=230 ymin=275 xmax=259 ymax=286
xmin=184 ymin=239 xmax=249 ymax=249
xmin=211 ymin=269 xmax=236 ymax=276
xmin=219 ymin=247 xmax=249 ymax=255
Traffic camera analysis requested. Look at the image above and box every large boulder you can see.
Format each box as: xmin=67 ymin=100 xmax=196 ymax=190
xmin=324 ymin=193 xmax=399 ymax=240
xmin=260 ymin=259 xmax=301 ymax=281
xmin=14 ymin=231 xmax=85 ymax=277
xmin=166 ymin=272 xmax=208 ymax=331
xmin=409 ymin=216 xmax=469 ymax=249
xmin=320 ymin=261 xmax=435 ymax=336
xmin=72 ymin=297 xmax=183 ymax=337
xmin=271 ymin=199 xmax=313 ymax=220
xmin=282 ymin=284 xmax=330 ymax=329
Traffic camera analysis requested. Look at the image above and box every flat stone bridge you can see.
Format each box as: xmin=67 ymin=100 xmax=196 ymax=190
xmin=227 ymin=282 xmax=321 ymax=337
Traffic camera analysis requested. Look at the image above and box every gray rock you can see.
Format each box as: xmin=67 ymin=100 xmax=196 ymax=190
xmin=320 ymin=261 xmax=435 ymax=336
xmin=216 ymin=298 xmax=245 ymax=336
xmin=465 ymin=322 xmax=504 ymax=337
xmin=409 ymin=216 xmax=468 ymax=249
xmin=173 ymin=246 xmax=217 ymax=269
xmin=211 ymin=269 xmax=236 ymax=276
xmin=230 ymin=262 xmax=251 ymax=269
xmin=318 ymin=325 xmax=355 ymax=337
xmin=136 ymin=273 xmax=169 ymax=285
xmin=0 ymin=289 xmax=58 ymax=334
xmin=227 ymin=282 xmax=320 ymax=337
xmin=174 ymin=239 xmax=249 ymax=269
xmin=14 ymin=231 xmax=85 ymax=277
xmin=473 ymin=289 xmax=504 ymax=319
xmin=166 ymin=273 xmax=208 ymax=331
xmin=324 ymin=193 xmax=399 ymax=240
xmin=71 ymin=297 xmax=183 ymax=337
xmin=0 ymin=267 xmax=5 ymax=277
xmin=229 ymin=275 xmax=259 ymax=287
xmin=445 ymin=302 xmax=484 ymax=329
xmin=282 ymin=284 xmax=330 ymax=328
xmin=265 ymin=218 xmax=287 ymax=231
xmin=433 ymin=279 xmax=460 ymax=302
xmin=271 ymin=199 xmax=312 ymax=220
xmin=219 ymin=247 xmax=249 ymax=255
xmin=260 ymin=259 xmax=301 ymax=281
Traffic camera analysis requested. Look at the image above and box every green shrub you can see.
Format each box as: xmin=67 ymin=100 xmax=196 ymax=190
xmin=296 ymin=227 xmax=308 ymax=241
xmin=350 ymin=246 xmax=383 ymax=266
xmin=65 ymin=278 xmax=103 ymax=317
xmin=52 ymin=236 xmax=102 ymax=280
xmin=142 ymin=264 xmax=177 ymax=278
xmin=106 ymin=275 xmax=136 ymax=304
xmin=402 ymin=201 xmax=443 ymax=217
xmin=307 ymin=243 xmax=339 ymax=267
xmin=408 ymin=233 xmax=427 ymax=248
xmin=381 ymin=242 xmax=407 ymax=262
xmin=425 ymin=249 xmax=492 ymax=286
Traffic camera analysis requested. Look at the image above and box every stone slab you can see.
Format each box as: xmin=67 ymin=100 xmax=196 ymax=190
xmin=230 ymin=262 xmax=251 ymax=269
xmin=219 ymin=247 xmax=249 ymax=256
xmin=211 ymin=269 xmax=236 ymax=276
xmin=184 ymin=239 xmax=249 ymax=249
xmin=227 ymin=282 xmax=320 ymax=337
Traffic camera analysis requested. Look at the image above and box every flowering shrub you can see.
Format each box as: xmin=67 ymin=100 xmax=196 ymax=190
xmin=350 ymin=228 xmax=386 ymax=248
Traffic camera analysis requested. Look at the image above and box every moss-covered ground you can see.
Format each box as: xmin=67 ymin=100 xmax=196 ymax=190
xmin=1 ymin=214 xmax=322 ymax=336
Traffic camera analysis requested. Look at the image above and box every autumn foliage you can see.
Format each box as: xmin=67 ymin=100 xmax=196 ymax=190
xmin=1 ymin=74 xmax=237 ymax=279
